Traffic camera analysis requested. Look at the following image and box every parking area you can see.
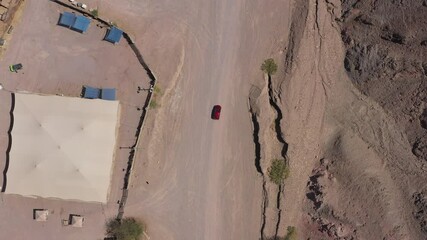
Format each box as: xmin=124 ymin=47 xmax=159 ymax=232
xmin=0 ymin=0 xmax=150 ymax=239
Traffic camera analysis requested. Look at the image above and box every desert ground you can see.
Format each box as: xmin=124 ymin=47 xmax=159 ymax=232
xmin=0 ymin=0 xmax=150 ymax=239
xmin=0 ymin=0 xmax=426 ymax=239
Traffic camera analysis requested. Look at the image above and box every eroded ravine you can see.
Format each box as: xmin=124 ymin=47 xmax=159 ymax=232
xmin=249 ymin=71 xmax=291 ymax=239
xmin=267 ymin=74 xmax=289 ymax=238
xmin=248 ymin=86 xmax=267 ymax=239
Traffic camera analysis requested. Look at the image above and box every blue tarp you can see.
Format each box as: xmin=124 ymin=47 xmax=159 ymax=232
xmin=101 ymin=88 xmax=116 ymax=100
xmin=71 ymin=16 xmax=91 ymax=33
xmin=83 ymin=86 xmax=100 ymax=99
xmin=104 ymin=27 xmax=123 ymax=44
xmin=58 ymin=12 xmax=76 ymax=28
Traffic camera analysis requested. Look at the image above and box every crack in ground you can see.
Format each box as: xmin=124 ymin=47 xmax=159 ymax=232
xmin=260 ymin=179 xmax=268 ymax=239
xmin=315 ymin=0 xmax=321 ymax=32
xmin=267 ymin=75 xmax=289 ymax=157
xmin=251 ymin=110 xmax=263 ymax=174
xmin=274 ymin=184 xmax=284 ymax=237
xmin=116 ymin=34 xmax=157 ymax=221
xmin=249 ymin=109 xmax=268 ymax=239
xmin=249 ymin=86 xmax=267 ymax=240
xmin=266 ymin=74 xmax=289 ymax=238
xmin=1 ymin=93 xmax=14 ymax=193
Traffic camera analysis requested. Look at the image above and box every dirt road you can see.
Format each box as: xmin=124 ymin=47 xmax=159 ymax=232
xmin=93 ymin=0 xmax=291 ymax=239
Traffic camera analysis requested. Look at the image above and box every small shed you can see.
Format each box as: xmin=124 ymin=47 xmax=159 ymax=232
xmin=71 ymin=15 xmax=91 ymax=33
xmin=34 ymin=209 xmax=49 ymax=222
xmin=82 ymin=86 xmax=100 ymax=99
xmin=70 ymin=215 xmax=84 ymax=227
xmin=58 ymin=12 xmax=76 ymax=28
xmin=101 ymin=88 xmax=116 ymax=101
xmin=104 ymin=27 xmax=123 ymax=44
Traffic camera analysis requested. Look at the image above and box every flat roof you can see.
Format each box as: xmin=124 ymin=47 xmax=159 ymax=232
xmin=71 ymin=15 xmax=90 ymax=33
xmin=83 ymin=86 xmax=100 ymax=99
xmin=5 ymin=93 xmax=119 ymax=202
xmin=101 ymin=88 xmax=116 ymax=101
xmin=58 ymin=12 xmax=76 ymax=28
xmin=104 ymin=27 xmax=123 ymax=44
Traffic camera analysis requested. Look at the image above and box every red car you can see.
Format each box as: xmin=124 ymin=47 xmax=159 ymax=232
xmin=211 ymin=105 xmax=221 ymax=120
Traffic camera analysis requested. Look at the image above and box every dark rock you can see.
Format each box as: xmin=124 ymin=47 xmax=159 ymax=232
xmin=413 ymin=192 xmax=427 ymax=233
xmin=420 ymin=108 xmax=427 ymax=129
xmin=381 ymin=32 xmax=405 ymax=44
xmin=412 ymin=138 xmax=427 ymax=161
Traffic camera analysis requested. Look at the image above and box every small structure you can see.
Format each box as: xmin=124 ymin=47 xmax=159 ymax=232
xmin=104 ymin=27 xmax=123 ymax=44
xmin=70 ymin=215 xmax=84 ymax=228
xmin=34 ymin=209 xmax=49 ymax=222
xmin=58 ymin=12 xmax=76 ymax=28
xmin=82 ymin=86 xmax=100 ymax=99
xmin=82 ymin=86 xmax=117 ymax=101
xmin=62 ymin=219 xmax=69 ymax=226
xmin=71 ymin=15 xmax=91 ymax=33
xmin=101 ymin=88 xmax=116 ymax=101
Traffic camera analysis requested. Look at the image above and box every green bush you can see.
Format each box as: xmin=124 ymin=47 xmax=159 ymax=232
xmin=268 ymin=159 xmax=289 ymax=185
xmin=284 ymin=226 xmax=297 ymax=240
xmin=154 ymin=85 xmax=161 ymax=94
xmin=90 ymin=9 xmax=99 ymax=17
xmin=261 ymin=58 xmax=278 ymax=75
xmin=149 ymin=100 xmax=158 ymax=109
xmin=106 ymin=218 xmax=144 ymax=240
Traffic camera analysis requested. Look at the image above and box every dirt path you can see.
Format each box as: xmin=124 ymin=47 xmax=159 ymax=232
xmin=90 ymin=0 xmax=291 ymax=239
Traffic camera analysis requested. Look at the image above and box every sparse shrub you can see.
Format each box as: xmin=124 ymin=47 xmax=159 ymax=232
xmin=149 ymin=100 xmax=158 ymax=109
xmin=90 ymin=9 xmax=99 ymax=17
xmin=106 ymin=218 xmax=144 ymax=240
xmin=268 ymin=159 xmax=289 ymax=185
xmin=154 ymin=85 xmax=161 ymax=94
xmin=284 ymin=226 xmax=297 ymax=240
xmin=261 ymin=58 xmax=278 ymax=76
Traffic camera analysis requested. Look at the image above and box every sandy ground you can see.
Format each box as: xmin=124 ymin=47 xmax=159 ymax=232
xmin=91 ymin=0 xmax=427 ymax=239
xmin=2 ymin=0 xmax=424 ymax=239
xmin=0 ymin=0 xmax=151 ymax=239
xmin=90 ymin=0 xmax=292 ymax=239
xmin=0 ymin=0 xmax=294 ymax=239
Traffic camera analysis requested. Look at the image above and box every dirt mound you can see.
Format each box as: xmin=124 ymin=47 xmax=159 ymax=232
xmin=303 ymin=130 xmax=425 ymax=239
xmin=304 ymin=158 xmax=357 ymax=240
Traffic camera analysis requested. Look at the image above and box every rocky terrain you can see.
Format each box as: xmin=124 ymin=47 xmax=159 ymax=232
xmin=286 ymin=0 xmax=427 ymax=239
xmin=340 ymin=0 xmax=427 ymax=237
xmin=262 ymin=0 xmax=427 ymax=239
xmin=341 ymin=0 xmax=427 ymax=164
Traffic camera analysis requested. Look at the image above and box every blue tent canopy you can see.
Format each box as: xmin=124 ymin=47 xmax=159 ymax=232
xmin=58 ymin=12 xmax=76 ymax=28
xmin=71 ymin=16 xmax=91 ymax=33
xmin=83 ymin=86 xmax=101 ymax=99
xmin=101 ymin=88 xmax=116 ymax=101
xmin=104 ymin=27 xmax=123 ymax=44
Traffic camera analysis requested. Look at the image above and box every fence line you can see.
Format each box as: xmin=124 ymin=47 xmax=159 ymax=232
xmin=52 ymin=0 xmax=158 ymax=221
